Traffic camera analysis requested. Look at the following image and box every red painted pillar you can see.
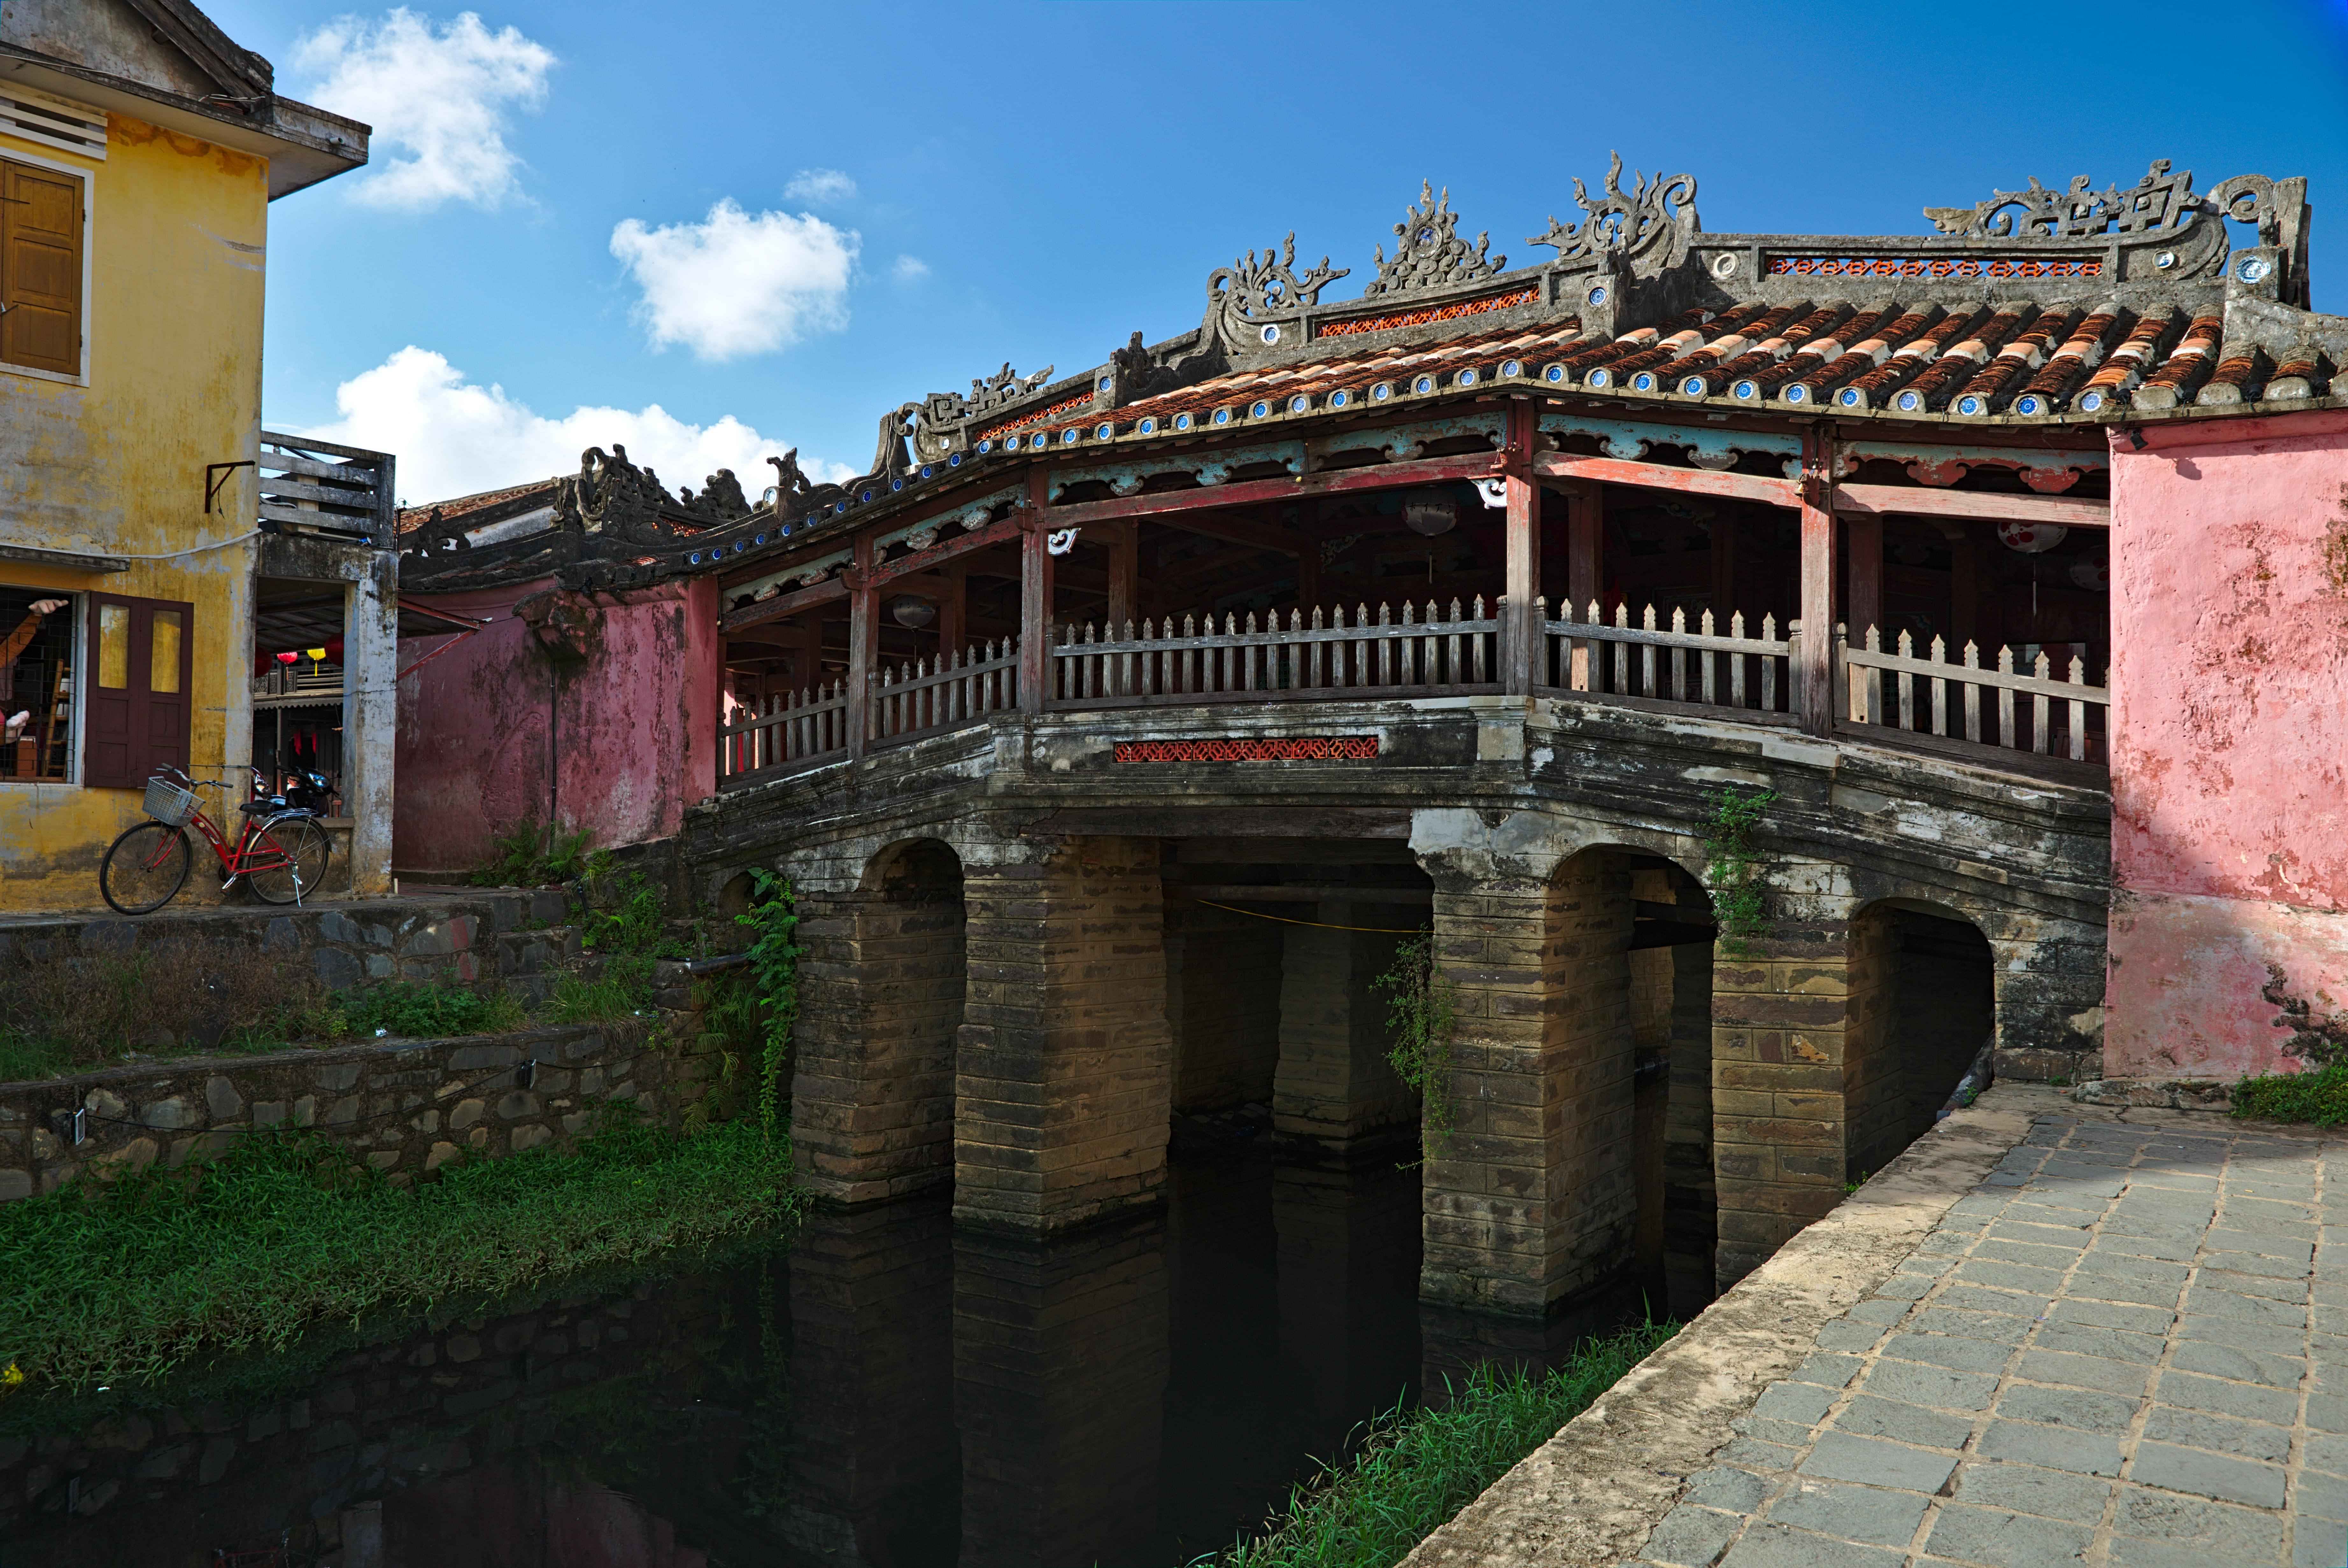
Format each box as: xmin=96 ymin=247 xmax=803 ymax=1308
xmin=1018 ymin=466 xmax=1054 ymax=714
xmin=1504 ymin=401 xmax=1542 ymax=694
xmin=846 ymin=531 xmax=877 ymax=761
xmin=1798 ymin=424 xmax=1840 ymax=736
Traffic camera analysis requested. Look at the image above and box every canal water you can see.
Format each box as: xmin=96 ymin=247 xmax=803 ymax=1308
xmin=0 ymin=1140 xmax=1631 ymax=1566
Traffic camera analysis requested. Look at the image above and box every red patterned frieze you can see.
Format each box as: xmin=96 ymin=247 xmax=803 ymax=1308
xmin=1765 ymin=256 xmax=2102 ymax=279
xmin=1113 ymin=736 xmax=1380 ymax=763
xmin=1314 ymin=287 xmax=1540 ymax=340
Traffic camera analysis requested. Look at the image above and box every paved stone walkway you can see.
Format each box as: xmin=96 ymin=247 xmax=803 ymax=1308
xmin=1632 ymin=1110 xmax=2348 ymax=1568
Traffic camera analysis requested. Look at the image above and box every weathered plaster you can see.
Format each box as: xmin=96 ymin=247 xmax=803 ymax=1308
xmin=2108 ymin=408 xmax=2348 ymax=1077
xmin=394 ymin=576 xmax=720 ymax=873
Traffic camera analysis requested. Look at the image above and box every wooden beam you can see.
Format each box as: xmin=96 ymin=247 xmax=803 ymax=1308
xmin=1147 ymin=510 xmax=1308 ymax=555
xmin=868 ymin=510 xmax=1026 ymax=588
xmin=1535 ymin=451 xmax=1801 ymax=509
xmin=1832 ymin=483 xmax=2110 ymax=529
xmin=1040 ymin=450 xmax=1506 ymax=530
xmin=719 ymin=574 xmax=847 ymax=634
xmin=938 ymin=562 xmax=967 ymax=658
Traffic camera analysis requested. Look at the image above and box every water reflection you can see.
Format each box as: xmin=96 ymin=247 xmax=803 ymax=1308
xmin=0 ymin=1145 xmax=1465 ymax=1566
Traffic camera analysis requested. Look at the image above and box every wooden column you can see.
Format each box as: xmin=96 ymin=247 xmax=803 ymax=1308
xmin=1942 ymin=523 xmax=1979 ymax=650
xmin=1709 ymin=514 xmax=1737 ymax=623
xmin=846 ymin=532 xmax=878 ymax=760
xmin=1106 ymin=522 xmax=1138 ymax=633
xmin=1797 ymin=424 xmax=1839 ymax=737
xmin=1504 ymin=401 xmax=1542 ymax=694
xmin=1018 ymin=467 xmax=1053 ymax=714
xmin=938 ymin=562 xmax=968 ymax=662
xmin=1565 ymin=482 xmax=1603 ymax=688
xmin=1845 ymin=509 xmax=1882 ymax=722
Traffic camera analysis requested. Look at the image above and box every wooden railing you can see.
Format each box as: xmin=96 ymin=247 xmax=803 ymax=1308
xmin=714 ymin=599 xmax=2110 ymax=784
xmin=872 ymin=640 xmax=1021 ymax=745
xmin=1538 ymin=601 xmax=1798 ymax=719
xmin=257 ymin=432 xmax=395 ymax=545
xmin=720 ymin=680 xmax=853 ymax=779
xmin=1842 ymin=626 xmax=2106 ymax=764
xmin=1049 ymin=599 xmax=1502 ymax=705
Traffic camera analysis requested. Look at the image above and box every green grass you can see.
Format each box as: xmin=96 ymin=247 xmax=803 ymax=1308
xmin=2232 ymin=1063 xmax=2348 ymax=1126
xmin=310 ymin=980 xmax=530 ymax=1039
xmin=1213 ymin=1321 xmax=1677 ymax=1568
xmin=0 ymin=1107 xmax=802 ymax=1391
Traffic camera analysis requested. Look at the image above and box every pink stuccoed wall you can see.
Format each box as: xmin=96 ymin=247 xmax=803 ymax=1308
xmin=394 ymin=576 xmax=722 ymax=876
xmin=2107 ymin=407 xmax=2348 ymax=1080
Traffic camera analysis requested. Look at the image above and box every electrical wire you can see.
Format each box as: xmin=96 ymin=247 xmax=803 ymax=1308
xmin=1189 ymin=897 xmax=1429 ymax=935
xmin=81 ymin=529 xmax=262 ymax=561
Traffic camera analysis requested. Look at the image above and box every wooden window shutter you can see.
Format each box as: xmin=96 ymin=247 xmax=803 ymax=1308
xmin=1 ymin=156 xmax=83 ymax=375
xmin=84 ymin=595 xmax=193 ymax=788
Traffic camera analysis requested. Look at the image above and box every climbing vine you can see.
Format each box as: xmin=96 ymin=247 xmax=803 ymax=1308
xmin=1372 ymin=928 xmax=1459 ymax=1162
xmin=1701 ymin=785 xmax=1778 ymax=957
xmin=736 ymin=871 xmax=804 ymax=1140
xmin=2265 ymin=964 xmax=2348 ymax=1068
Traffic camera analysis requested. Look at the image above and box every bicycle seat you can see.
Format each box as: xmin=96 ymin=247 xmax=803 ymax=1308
xmin=238 ymin=798 xmax=289 ymax=815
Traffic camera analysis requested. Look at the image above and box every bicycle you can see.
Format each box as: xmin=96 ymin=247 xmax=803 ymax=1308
xmin=99 ymin=764 xmax=333 ymax=915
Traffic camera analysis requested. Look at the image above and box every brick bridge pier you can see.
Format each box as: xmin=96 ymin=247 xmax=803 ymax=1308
xmin=689 ymin=694 xmax=2107 ymax=1315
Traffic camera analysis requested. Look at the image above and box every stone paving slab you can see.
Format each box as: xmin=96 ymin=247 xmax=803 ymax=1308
xmin=1625 ymin=1107 xmax=2347 ymax=1568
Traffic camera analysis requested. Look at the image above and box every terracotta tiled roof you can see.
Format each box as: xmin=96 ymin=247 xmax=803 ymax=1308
xmin=986 ymin=320 xmax=1591 ymax=454
xmin=1515 ymin=296 xmax=2327 ymax=418
xmin=395 ymin=477 xmax=561 ymax=535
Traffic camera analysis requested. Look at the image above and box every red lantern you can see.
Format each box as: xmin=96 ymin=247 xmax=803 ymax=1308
xmin=1997 ymin=520 xmax=2067 ymax=554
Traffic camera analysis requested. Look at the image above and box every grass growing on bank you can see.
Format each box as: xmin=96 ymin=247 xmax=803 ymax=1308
xmin=2233 ymin=1062 xmax=2348 ymax=1126
xmin=1214 ymin=1322 xmax=1677 ymax=1568
xmin=0 ymin=1106 xmax=801 ymax=1391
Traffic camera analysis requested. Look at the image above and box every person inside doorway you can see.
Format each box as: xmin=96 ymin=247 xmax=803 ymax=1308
xmin=1 ymin=597 xmax=66 ymax=744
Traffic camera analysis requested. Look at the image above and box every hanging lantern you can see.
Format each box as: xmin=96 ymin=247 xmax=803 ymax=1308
xmin=888 ymin=595 xmax=936 ymax=629
xmin=2068 ymin=557 xmax=2110 ymax=592
xmin=1997 ymin=520 xmax=2067 ymax=554
xmin=1402 ymin=489 xmax=1458 ymax=537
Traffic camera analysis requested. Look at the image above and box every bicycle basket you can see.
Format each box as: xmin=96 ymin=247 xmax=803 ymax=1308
xmin=143 ymin=777 xmax=198 ymax=827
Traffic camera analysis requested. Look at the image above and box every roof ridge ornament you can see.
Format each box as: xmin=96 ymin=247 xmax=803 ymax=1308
xmin=1924 ymin=160 xmax=2206 ymax=239
xmin=1363 ymin=182 xmax=1503 ymax=299
xmin=1528 ymin=153 xmax=1699 ymax=265
xmin=1204 ymin=233 xmax=1349 ymax=350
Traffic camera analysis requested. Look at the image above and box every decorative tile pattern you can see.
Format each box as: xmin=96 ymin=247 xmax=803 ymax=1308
xmin=1111 ymin=736 xmax=1379 ymax=763
xmin=1315 ymin=285 xmax=1540 ymax=339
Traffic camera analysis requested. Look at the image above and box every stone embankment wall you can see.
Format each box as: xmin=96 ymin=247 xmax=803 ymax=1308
xmin=0 ymin=888 xmax=582 ymax=1021
xmin=0 ymin=1023 xmax=675 ymax=1201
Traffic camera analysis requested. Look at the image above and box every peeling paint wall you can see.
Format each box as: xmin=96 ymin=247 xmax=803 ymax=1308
xmin=393 ymin=575 xmax=721 ymax=875
xmin=2108 ymin=408 xmax=2348 ymax=1078
xmin=0 ymin=112 xmax=269 ymax=911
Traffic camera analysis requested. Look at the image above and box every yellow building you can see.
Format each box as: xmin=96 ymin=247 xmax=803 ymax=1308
xmin=0 ymin=1 xmax=398 ymax=913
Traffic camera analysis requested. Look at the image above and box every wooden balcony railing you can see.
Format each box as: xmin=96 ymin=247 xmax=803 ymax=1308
xmin=1842 ymin=626 xmax=2107 ymax=765
xmin=1050 ymin=599 xmax=1502 ymax=705
xmin=257 ymin=432 xmax=395 ymax=545
xmin=1538 ymin=601 xmax=1798 ymax=721
xmin=721 ymin=680 xmax=853 ymax=779
xmin=872 ymin=640 xmax=1021 ymax=746
xmin=715 ymin=597 xmax=2109 ymax=787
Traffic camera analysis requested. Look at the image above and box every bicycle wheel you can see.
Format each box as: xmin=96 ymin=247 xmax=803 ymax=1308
xmin=244 ymin=816 xmax=331 ymax=905
xmin=100 ymin=821 xmax=192 ymax=914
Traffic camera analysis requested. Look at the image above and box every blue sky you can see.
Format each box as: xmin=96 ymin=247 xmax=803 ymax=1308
xmin=210 ymin=0 xmax=2348 ymax=506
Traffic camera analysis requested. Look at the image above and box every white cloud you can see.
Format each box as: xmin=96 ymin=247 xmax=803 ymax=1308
xmin=297 ymin=346 xmax=852 ymax=505
xmin=891 ymin=254 xmax=930 ymax=282
xmin=293 ymin=9 xmax=555 ymax=211
xmin=610 ymin=199 xmax=858 ymax=361
xmin=783 ymin=168 xmax=856 ymax=203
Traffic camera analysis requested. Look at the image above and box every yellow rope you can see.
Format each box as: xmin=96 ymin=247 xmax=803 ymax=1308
xmin=1189 ymin=897 xmax=1429 ymax=935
